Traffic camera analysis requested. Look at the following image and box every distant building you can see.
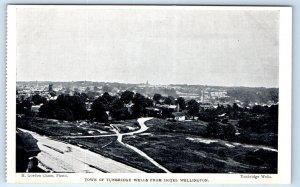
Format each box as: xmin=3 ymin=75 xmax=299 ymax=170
xmin=48 ymin=84 xmax=56 ymax=96
xmin=176 ymin=91 xmax=199 ymax=100
xmin=48 ymin=84 xmax=53 ymax=92
xmin=201 ymin=89 xmax=228 ymax=102
xmin=172 ymin=112 xmax=186 ymax=121
xmin=210 ymin=91 xmax=227 ymax=99
xmin=199 ymin=103 xmax=214 ymax=111
xmin=31 ymin=104 xmax=43 ymax=113
xmin=145 ymin=107 xmax=161 ymax=117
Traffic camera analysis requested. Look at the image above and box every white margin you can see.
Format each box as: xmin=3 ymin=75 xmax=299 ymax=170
xmin=6 ymin=5 xmax=17 ymax=183
xmin=277 ymin=6 xmax=292 ymax=184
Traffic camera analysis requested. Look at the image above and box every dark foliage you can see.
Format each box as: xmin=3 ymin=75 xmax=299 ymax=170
xmin=187 ymin=99 xmax=199 ymax=118
xmin=176 ymin=97 xmax=186 ymax=111
xmin=205 ymin=122 xmax=236 ymax=141
xmin=120 ymin=90 xmax=134 ymax=104
xmin=153 ymin=93 xmax=163 ymax=103
xmin=31 ymin=94 xmax=47 ymax=105
xmin=16 ymin=98 xmax=32 ymax=115
xmin=132 ymin=93 xmax=152 ymax=118
xmin=39 ymin=95 xmax=87 ymax=121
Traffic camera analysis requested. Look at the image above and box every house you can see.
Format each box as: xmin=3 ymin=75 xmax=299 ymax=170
xmin=145 ymin=107 xmax=161 ymax=117
xmin=31 ymin=104 xmax=43 ymax=113
xmin=172 ymin=112 xmax=186 ymax=121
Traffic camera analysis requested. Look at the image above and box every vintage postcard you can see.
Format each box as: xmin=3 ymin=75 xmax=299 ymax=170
xmin=6 ymin=5 xmax=292 ymax=184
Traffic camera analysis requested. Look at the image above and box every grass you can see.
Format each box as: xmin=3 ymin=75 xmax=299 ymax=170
xmin=17 ymin=117 xmax=164 ymax=173
xmin=145 ymin=118 xmax=208 ymax=136
xmin=123 ymin=118 xmax=277 ymax=173
xmin=17 ymin=117 xmax=278 ymax=173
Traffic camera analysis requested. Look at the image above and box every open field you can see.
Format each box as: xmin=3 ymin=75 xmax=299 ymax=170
xmin=17 ymin=117 xmax=277 ymax=173
xmin=17 ymin=117 xmax=140 ymax=137
xmin=123 ymin=118 xmax=277 ymax=173
xmin=17 ymin=117 xmax=164 ymax=172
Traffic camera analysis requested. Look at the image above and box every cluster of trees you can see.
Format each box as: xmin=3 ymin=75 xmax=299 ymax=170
xmin=17 ymin=90 xmax=202 ymax=122
xmin=17 ymin=91 xmax=159 ymax=122
xmin=201 ymin=104 xmax=278 ymax=147
xmin=237 ymin=105 xmax=278 ymax=134
xmin=17 ymin=90 xmax=279 ymax=148
xmin=91 ymin=91 xmax=152 ymax=122
xmin=17 ymin=91 xmax=279 ymax=143
xmin=39 ymin=95 xmax=88 ymax=121
xmin=16 ymin=94 xmax=47 ymax=115
xmin=226 ymin=87 xmax=279 ymax=104
xmin=205 ymin=122 xmax=236 ymax=141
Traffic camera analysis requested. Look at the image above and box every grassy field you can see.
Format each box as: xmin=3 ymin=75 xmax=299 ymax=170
xmin=17 ymin=117 xmax=140 ymax=136
xmin=123 ymin=118 xmax=277 ymax=173
xmin=17 ymin=117 xmax=277 ymax=173
xmin=62 ymin=136 xmax=164 ymax=172
xmin=17 ymin=117 xmax=164 ymax=172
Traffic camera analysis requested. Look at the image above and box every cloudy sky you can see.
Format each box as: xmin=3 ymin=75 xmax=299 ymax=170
xmin=16 ymin=6 xmax=279 ymax=87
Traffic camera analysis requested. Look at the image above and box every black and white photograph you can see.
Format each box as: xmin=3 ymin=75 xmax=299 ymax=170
xmin=6 ymin=5 xmax=292 ymax=184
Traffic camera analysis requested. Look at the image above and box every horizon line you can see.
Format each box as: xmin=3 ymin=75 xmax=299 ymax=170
xmin=16 ymin=80 xmax=279 ymax=89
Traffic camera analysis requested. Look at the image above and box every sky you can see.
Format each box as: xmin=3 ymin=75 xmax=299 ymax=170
xmin=16 ymin=6 xmax=279 ymax=87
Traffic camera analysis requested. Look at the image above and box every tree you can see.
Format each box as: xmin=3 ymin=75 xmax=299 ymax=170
xmin=102 ymin=92 xmax=114 ymax=103
xmin=252 ymin=105 xmax=265 ymax=114
xmin=187 ymin=99 xmax=199 ymax=119
xmin=38 ymin=94 xmax=87 ymax=121
xmin=86 ymin=91 xmax=97 ymax=102
xmin=79 ymin=92 xmax=88 ymax=102
xmin=16 ymin=98 xmax=32 ymax=115
xmin=268 ymin=104 xmax=278 ymax=118
xmin=206 ymin=121 xmax=223 ymax=138
xmin=120 ymin=90 xmax=134 ymax=104
xmin=74 ymin=91 xmax=81 ymax=97
xmin=164 ymin=96 xmax=175 ymax=105
xmin=153 ymin=93 xmax=162 ymax=103
xmin=132 ymin=93 xmax=151 ymax=118
xmin=161 ymin=108 xmax=173 ymax=118
xmin=39 ymin=100 xmax=57 ymax=119
xmin=232 ymin=103 xmax=239 ymax=111
xmin=110 ymin=97 xmax=130 ymax=120
xmin=31 ymin=94 xmax=47 ymax=105
xmin=224 ymin=124 xmax=236 ymax=141
xmin=176 ymin=97 xmax=186 ymax=111
xmin=54 ymin=108 xmax=74 ymax=121
xmin=91 ymin=96 xmax=110 ymax=122
xmin=56 ymin=95 xmax=88 ymax=120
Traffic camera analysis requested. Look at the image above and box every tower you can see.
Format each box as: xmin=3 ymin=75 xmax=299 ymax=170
xmin=49 ymin=84 xmax=53 ymax=92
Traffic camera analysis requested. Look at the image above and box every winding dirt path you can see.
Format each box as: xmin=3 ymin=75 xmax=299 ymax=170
xmin=110 ymin=117 xmax=171 ymax=173
xmin=21 ymin=117 xmax=171 ymax=173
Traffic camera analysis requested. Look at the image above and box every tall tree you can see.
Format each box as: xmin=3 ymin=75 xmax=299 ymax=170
xmin=187 ymin=99 xmax=199 ymax=119
xmin=102 ymin=92 xmax=114 ymax=103
xmin=91 ymin=96 xmax=110 ymax=122
xmin=132 ymin=93 xmax=151 ymax=118
xmin=176 ymin=97 xmax=186 ymax=111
